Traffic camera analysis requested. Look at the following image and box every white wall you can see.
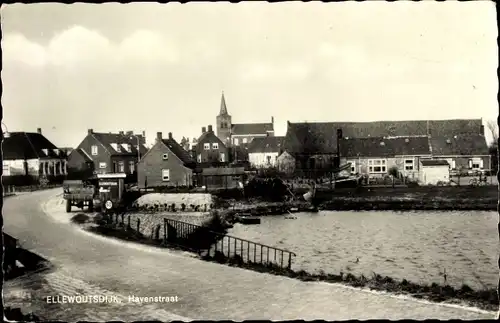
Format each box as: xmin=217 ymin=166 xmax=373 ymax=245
xmin=249 ymin=152 xmax=279 ymax=168
xmin=419 ymin=166 xmax=450 ymax=185
xmin=3 ymin=159 xmax=26 ymax=176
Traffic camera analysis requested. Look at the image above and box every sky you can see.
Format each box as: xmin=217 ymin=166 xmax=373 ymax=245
xmin=1 ymin=1 xmax=498 ymax=148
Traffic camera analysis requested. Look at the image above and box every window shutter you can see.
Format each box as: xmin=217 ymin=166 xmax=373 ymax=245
xmin=468 ymin=159 xmax=472 ymax=169
xmin=479 ymin=159 xmax=484 ymax=168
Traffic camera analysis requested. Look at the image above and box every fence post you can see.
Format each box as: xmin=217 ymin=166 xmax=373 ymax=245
xmin=288 ymin=253 xmax=292 ymax=270
xmin=164 ymin=218 xmax=167 ymax=243
xmin=128 ymin=215 xmax=131 ymax=229
xmin=137 ymin=219 xmax=140 ymax=233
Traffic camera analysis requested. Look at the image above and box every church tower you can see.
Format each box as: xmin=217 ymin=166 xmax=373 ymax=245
xmin=216 ymin=91 xmax=232 ymax=146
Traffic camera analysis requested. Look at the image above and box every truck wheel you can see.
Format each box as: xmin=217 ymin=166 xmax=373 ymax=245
xmin=66 ymin=200 xmax=71 ymax=213
xmin=88 ymin=201 xmax=94 ymax=212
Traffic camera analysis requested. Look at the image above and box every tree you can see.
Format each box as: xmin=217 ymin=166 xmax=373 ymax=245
xmin=486 ymin=119 xmax=498 ymax=145
xmin=388 ymin=166 xmax=399 ymax=188
xmin=486 ymin=120 xmax=498 ymax=175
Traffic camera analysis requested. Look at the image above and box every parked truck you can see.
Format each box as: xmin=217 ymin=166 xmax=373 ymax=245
xmin=63 ymin=180 xmax=96 ymax=213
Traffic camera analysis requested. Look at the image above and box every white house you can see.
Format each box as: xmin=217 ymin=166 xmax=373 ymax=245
xmin=2 ymin=129 xmax=68 ymax=181
xmin=419 ymin=159 xmax=450 ymax=185
xmin=247 ymin=136 xmax=285 ymax=168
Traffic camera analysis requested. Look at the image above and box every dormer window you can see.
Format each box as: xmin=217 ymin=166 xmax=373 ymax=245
xmin=380 ymin=141 xmax=385 ymax=146
xmin=53 ymin=149 xmax=59 ymax=156
xmin=42 ymin=149 xmax=48 ymax=156
xmin=212 ymin=143 xmax=219 ymax=149
xmin=163 ymin=153 xmax=169 ymax=160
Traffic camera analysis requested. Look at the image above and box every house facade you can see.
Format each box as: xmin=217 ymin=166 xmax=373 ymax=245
xmin=2 ymin=128 xmax=68 ymax=185
xmin=194 ymin=125 xmax=229 ymax=164
xmin=429 ymin=134 xmax=490 ymax=175
xmin=215 ymin=92 xmax=275 ymax=147
xmin=247 ymin=136 xmax=284 ymax=168
xmin=339 ymin=136 xmax=431 ymax=180
xmin=138 ymin=132 xmax=196 ymax=188
xmin=69 ymin=129 xmax=148 ymax=179
xmin=284 ymin=118 xmax=489 ymax=181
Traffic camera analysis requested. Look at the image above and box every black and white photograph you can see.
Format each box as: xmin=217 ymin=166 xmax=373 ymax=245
xmin=1 ymin=1 xmax=498 ymax=321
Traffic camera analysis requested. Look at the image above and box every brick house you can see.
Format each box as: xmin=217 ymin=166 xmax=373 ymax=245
xmin=138 ymin=132 xmax=196 ymax=188
xmin=339 ymin=136 xmax=431 ymax=180
xmin=429 ymin=134 xmax=490 ymax=175
xmin=68 ymin=129 xmax=148 ymax=180
xmin=283 ymin=118 xmax=489 ymax=179
xmin=2 ymin=128 xmax=68 ymax=185
xmin=247 ymin=136 xmax=285 ymax=168
xmin=194 ymin=125 xmax=229 ymax=164
xmin=215 ymin=92 xmax=275 ymax=148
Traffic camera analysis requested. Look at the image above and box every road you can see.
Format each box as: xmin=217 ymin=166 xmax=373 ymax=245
xmin=3 ymin=189 xmax=497 ymax=321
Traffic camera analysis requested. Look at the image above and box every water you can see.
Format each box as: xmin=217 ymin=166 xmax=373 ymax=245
xmin=227 ymin=210 xmax=499 ymax=290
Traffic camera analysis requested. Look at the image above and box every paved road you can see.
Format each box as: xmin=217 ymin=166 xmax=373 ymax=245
xmin=3 ymin=189 xmax=497 ymax=321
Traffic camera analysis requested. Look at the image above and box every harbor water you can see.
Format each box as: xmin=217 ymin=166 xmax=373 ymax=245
xmin=227 ymin=210 xmax=498 ymax=290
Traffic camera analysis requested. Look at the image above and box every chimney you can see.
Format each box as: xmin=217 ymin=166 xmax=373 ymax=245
xmin=156 ymin=132 xmax=162 ymax=142
xmin=271 ymin=116 xmax=274 ymax=124
xmin=480 ymin=124 xmax=484 ymax=135
xmin=37 ymin=128 xmax=42 ymax=134
xmin=88 ymin=129 xmax=93 ymax=135
xmin=168 ymin=132 xmax=173 ymax=139
xmin=202 ymin=127 xmax=206 ymax=134
xmin=208 ymin=125 xmax=213 ymax=132
xmin=142 ymin=130 xmax=146 ymax=137
xmin=119 ymin=131 xmax=124 ymax=135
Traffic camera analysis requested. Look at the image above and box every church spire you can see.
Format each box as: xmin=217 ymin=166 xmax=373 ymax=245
xmin=219 ymin=91 xmax=228 ymax=116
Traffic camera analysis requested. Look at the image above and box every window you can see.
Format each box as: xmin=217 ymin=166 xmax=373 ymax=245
xmin=91 ymin=145 xmax=98 ymax=155
xmin=99 ymin=162 xmax=107 ymax=169
xmin=118 ymin=161 xmax=124 ymax=173
xmin=243 ymin=138 xmax=248 ymax=144
xmin=212 ymin=143 xmax=219 ymax=150
xmin=129 ymin=161 xmax=135 ymax=174
xmin=197 ymin=154 xmax=202 ymax=163
xmin=219 ymin=152 xmax=225 ymax=162
xmin=369 ymin=165 xmax=387 ymax=173
xmin=115 ymin=144 xmax=121 ymax=152
xmin=471 ymin=158 xmax=482 ymax=170
xmin=204 ymin=143 xmax=210 ymax=150
xmin=451 ymin=160 xmax=456 ymax=170
xmin=267 ymin=156 xmax=272 ymax=164
xmin=162 ymin=169 xmax=170 ymax=182
xmin=162 ymin=153 xmax=169 ymax=160
xmin=405 ymin=159 xmax=414 ymax=171
xmin=234 ymin=138 xmax=239 ymax=146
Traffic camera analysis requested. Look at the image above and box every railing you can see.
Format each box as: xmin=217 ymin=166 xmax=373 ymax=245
xmin=104 ymin=213 xmax=297 ymax=270
xmin=164 ymin=218 xmax=297 ymax=270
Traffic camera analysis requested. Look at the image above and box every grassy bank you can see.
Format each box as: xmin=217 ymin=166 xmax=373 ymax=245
xmin=79 ymin=216 xmax=498 ymax=312
xmin=217 ymin=186 xmax=498 ymax=212
xmin=201 ymin=252 xmax=498 ymax=312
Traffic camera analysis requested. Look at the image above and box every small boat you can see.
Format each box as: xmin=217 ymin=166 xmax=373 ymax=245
xmin=238 ymin=216 xmax=261 ymax=225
